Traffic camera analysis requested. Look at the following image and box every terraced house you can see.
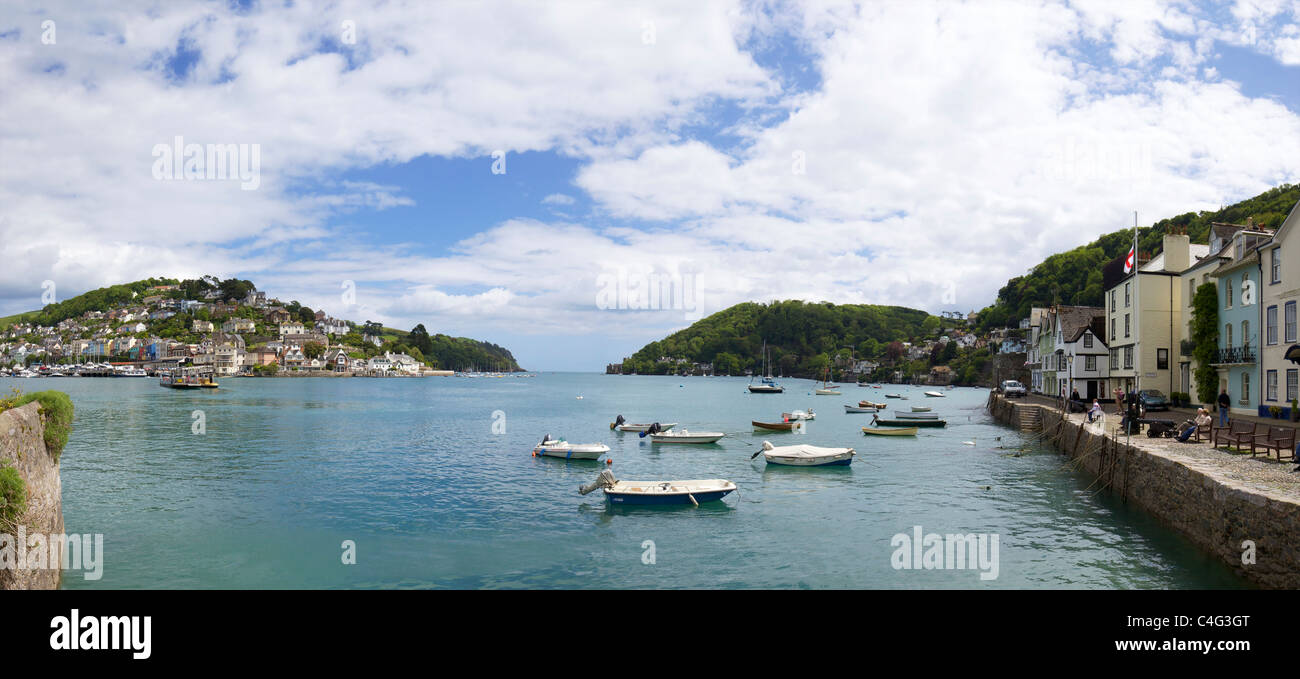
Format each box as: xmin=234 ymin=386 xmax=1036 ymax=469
xmin=1261 ymin=201 xmax=1300 ymax=418
xmin=1211 ymin=224 xmax=1273 ymax=417
xmin=1104 ymin=233 xmax=1205 ymax=397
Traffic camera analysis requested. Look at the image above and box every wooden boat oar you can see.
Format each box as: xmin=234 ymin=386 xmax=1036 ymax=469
xmin=687 ymin=493 xmax=699 ymax=507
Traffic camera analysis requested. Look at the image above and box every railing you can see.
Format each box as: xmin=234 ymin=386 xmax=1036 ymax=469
xmin=1213 ymin=345 xmax=1256 ymax=365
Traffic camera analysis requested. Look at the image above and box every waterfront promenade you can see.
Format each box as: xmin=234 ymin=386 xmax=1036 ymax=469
xmin=990 ymin=393 xmax=1300 ymax=587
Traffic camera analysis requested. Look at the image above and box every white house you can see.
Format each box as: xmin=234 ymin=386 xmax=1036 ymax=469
xmin=1051 ymin=306 xmax=1108 ymax=400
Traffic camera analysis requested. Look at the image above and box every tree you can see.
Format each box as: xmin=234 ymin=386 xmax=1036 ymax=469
xmin=1189 ymin=282 xmax=1220 ymax=403
xmin=303 ymin=341 xmax=324 ymax=360
xmin=407 ymin=324 xmax=434 ymax=356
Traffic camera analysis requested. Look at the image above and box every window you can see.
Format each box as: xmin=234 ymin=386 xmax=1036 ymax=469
xmin=1288 ymin=302 xmax=1297 ymax=343
xmin=1110 ymin=349 xmax=1118 ymax=371
xmin=1125 ymin=282 xmax=1130 ymax=307
xmin=1124 ymin=346 xmax=1133 ymax=369
xmin=1241 ymin=372 xmax=1250 ymax=404
xmin=1268 ymin=305 xmax=1279 ymax=345
xmin=1189 ymin=278 xmax=1195 ymax=304
xmin=1083 ymin=333 xmax=1093 ymax=348
xmin=1267 ymin=370 xmax=1278 ymax=401
xmin=1085 ymin=356 xmax=1096 ymax=371
xmin=1157 ymin=348 xmax=1168 ymax=370
xmin=1226 ymin=279 xmax=1233 ymax=309
xmin=1289 ymin=369 xmax=1298 ymax=402
xmin=1111 ymin=290 xmax=1116 ymax=311
xmin=1226 ymin=323 xmax=1233 ymax=349
xmin=1124 ymin=314 xmax=1130 ymax=337
xmin=1272 ymin=246 xmax=1282 ymax=284
xmin=1242 ymin=320 xmax=1250 ymax=349
xmin=1110 ymin=318 xmax=1115 ymax=341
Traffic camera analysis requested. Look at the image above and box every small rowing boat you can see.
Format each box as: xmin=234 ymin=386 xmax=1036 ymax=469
xmin=752 ymin=441 xmax=855 ymax=467
xmin=649 ymin=429 xmax=724 ymax=444
xmin=911 ymin=406 xmax=931 ymax=412
xmin=611 ymin=419 xmax=678 ymax=432
xmin=532 ymin=437 xmax=610 ymax=460
xmin=859 ymin=400 xmax=887 ymax=409
xmin=862 ymin=426 xmax=918 ymax=436
xmin=893 ymin=411 xmax=939 ymax=419
xmin=844 ymin=404 xmax=876 ymax=413
xmin=924 ymin=391 xmax=945 ymax=397
xmin=752 ymin=420 xmax=797 ymax=431
xmin=579 ymin=470 xmax=735 ymax=506
xmin=885 ymin=393 xmax=902 ymax=399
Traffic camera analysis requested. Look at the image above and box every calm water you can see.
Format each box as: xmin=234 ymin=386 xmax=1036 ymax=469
xmin=0 ymin=374 xmax=1248 ymax=589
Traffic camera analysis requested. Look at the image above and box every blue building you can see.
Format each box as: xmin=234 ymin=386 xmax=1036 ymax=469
xmin=1212 ymin=228 xmax=1272 ymax=418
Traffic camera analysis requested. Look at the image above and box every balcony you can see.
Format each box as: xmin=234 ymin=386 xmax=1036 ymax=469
xmin=1212 ymin=345 xmax=1256 ymax=365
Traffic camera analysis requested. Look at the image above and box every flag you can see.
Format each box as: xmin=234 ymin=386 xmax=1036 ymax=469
xmin=1123 ymin=246 xmax=1134 ymax=274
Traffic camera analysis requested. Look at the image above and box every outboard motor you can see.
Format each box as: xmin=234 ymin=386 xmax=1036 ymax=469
xmin=541 ymin=434 xmax=552 ymax=445
xmin=579 ymin=469 xmax=617 ymax=495
xmin=614 ymin=415 xmax=626 ymax=426
xmin=639 ymin=422 xmax=662 ymax=438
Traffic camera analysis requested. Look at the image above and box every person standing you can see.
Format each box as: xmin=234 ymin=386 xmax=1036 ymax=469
xmin=1113 ymin=386 xmax=1124 ymax=415
xmin=1217 ymin=387 xmax=1231 ymax=427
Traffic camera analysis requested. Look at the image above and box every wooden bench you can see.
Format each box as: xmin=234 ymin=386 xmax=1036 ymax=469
xmin=1252 ymin=426 xmax=1298 ymax=461
xmin=1214 ymin=420 xmax=1256 ymax=451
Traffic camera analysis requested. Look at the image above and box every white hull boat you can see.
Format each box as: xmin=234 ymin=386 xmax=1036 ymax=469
xmin=924 ymin=391 xmax=946 ymax=398
xmin=911 ymin=406 xmax=932 ymax=412
xmin=533 ymin=439 xmax=610 ymax=460
xmin=894 ymin=411 xmax=939 ymax=419
xmin=580 ymin=470 xmax=735 ymax=505
xmin=649 ymin=429 xmax=724 ymax=444
xmin=782 ymin=410 xmax=815 ymax=421
xmin=815 ymin=388 xmax=841 ymax=395
xmin=754 ymin=441 xmax=855 ymax=467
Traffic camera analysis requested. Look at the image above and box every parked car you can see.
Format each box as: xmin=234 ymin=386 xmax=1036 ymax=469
xmin=1137 ymin=389 xmax=1169 ymax=411
xmin=1000 ymin=380 xmax=1027 ymax=398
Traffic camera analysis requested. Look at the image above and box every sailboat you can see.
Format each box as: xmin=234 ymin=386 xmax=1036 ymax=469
xmin=748 ymin=341 xmax=784 ymax=393
xmin=815 ymin=366 xmax=841 ymax=395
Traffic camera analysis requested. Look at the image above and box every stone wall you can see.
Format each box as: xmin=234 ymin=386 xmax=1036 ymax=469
xmin=988 ymin=393 xmax=1300 ymax=588
xmin=0 ymin=401 xmax=64 ymax=589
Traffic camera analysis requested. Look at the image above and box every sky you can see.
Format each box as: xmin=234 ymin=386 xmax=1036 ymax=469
xmin=1 ymin=0 xmax=1299 ymax=371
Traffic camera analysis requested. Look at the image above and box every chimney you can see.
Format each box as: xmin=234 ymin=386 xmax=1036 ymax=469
xmin=1163 ymin=233 xmax=1190 ymax=272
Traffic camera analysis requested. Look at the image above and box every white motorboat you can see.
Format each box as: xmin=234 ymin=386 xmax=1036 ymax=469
xmin=579 ymin=470 xmax=735 ymax=505
xmin=924 ymin=391 xmax=946 ymax=397
xmin=753 ymin=441 xmax=855 ymax=467
xmin=781 ymin=409 xmax=815 ymax=421
xmin=885 ymin=393 xmax=902 ymax=398
xmin=911 ymin=406 xmax=932 ymax=412
xmin=532 ymin=437 xmax=610 ymax=460
xmin=649 ymin=429 xmax=725 ymax=444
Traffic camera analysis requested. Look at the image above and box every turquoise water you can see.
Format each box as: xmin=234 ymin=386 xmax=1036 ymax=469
xmin=0 ymin=374 xmax=1248 ymax=589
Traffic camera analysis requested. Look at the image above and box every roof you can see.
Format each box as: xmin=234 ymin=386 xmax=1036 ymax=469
xmin=1055 ymin=306 xmax=1106 ymax=343
xmin=1140 ymin=244 xmax=1210 ymax=273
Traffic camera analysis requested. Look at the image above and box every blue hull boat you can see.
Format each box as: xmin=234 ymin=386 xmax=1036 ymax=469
xmin=580 ymin=470 xmax=735 ymax=506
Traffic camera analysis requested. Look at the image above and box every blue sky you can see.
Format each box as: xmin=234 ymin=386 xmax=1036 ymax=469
xmin=2 ymin=0 xmax=1300 ymax=370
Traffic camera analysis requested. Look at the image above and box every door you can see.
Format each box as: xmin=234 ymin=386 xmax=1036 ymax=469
xmin=1086 ymin=381 xmax=1098 ymax=400
xmin=1180 ymin=363 xmax=1190 ymax=394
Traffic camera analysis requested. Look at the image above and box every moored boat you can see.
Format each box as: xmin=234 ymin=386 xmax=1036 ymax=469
xmin=873 ymin=415 xmax=945 ymax=428
xmin=533 ymin=436 xmax=610 ymax=460
xmin=752 ymin=441 xmax=854 ymax=466
xmin=649 ymin=429 xmax=725 ymax=444
xmin=911 ymin=406 xmax=931 ymax=412
xmin=781 ymin=409 xmax=815 ymax=421
xmin=752 ymin=420 xmax=797 ymax=431
xmin=844 ymin=404 xmax=876 ymax=413
xmin=859 ymin=400 xmax=887 ymax=409
xmin=924 ymin=391 xmax=946 ymax=397
xmin=885 ymin=393 xmax=902 ymax=399
xmin=862 ymin=426 xmax=918 ymax=436
xmin=579 ymin=470 xmax=735 ymax=506
xmin=893 ymin=411 xmax=939 ymax=419
xmin=610 ymin=416 xmax=678 ymax=432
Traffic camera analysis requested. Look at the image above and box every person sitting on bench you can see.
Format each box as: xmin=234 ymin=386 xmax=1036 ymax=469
xmin=1177 ymin=409 xmax=1210 ymax=442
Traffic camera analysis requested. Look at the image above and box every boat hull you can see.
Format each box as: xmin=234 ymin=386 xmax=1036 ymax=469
xmin=603 ymin=480 xmax=736 ymax=505
xmin=875 ymin=418 xmax=945 ymax=428
xmin=752 ymin=421 xmax=796 ymax=431
xmin=862 ymin=426 xmax=918 ymax=436
xmin=748 ymin=385 xmax=784 ymax=393
xmin=764 ymin=453 xmax=853 ymax=466
xmin=650 ymin=434 xmax=724 ymax=444
xmin=614 ymin=422 xmax=677 ymax=432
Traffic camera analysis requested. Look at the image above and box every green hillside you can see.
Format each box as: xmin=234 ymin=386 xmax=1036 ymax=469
xmin=621 ymin=300 xmax=940 ymax=377
xmin=975 ymin=183 xmax=1300 ymax=329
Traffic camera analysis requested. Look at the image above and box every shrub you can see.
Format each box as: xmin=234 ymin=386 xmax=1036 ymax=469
xmin=14 ymin=391 xmax=74 ymax=463
xmin=0 ymin=461 xmax=25 ymax=531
